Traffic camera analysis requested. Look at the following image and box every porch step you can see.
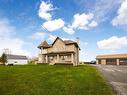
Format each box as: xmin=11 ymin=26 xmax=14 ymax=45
xmin=49 ymin=63 xmax=55 ymax=65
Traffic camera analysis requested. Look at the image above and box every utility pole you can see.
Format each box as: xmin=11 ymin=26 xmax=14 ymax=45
xmin=3 ymin=48 xmax=11 ymax=54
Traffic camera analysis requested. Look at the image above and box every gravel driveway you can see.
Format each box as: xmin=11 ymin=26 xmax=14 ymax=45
xmin=96 ymin=65 xmax=127 ymax=95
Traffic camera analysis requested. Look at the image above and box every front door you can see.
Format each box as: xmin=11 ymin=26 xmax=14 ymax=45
xmin=49 ymin=55 xmax=57 ymax=63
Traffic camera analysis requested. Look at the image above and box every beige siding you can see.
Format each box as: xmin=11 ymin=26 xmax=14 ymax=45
xmin=96 ymin=54 xmax=127 ymax=59
xmin=38 ymin=38 xmax=80 ymax=65
xmin=0 ymin=62 xmax=3 ymax=65
xmin=66 ymin=44 xmax=75 ymax=51
xmin=47 ymin=39 xmax=75 ymax=53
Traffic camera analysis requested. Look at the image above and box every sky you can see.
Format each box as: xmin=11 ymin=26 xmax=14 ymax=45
xmin=0 ymin=0 xmax=127 ymax=61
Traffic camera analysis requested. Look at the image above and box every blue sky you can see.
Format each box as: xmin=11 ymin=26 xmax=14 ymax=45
xmin=0 ymin=0 xmax=127 ymax=61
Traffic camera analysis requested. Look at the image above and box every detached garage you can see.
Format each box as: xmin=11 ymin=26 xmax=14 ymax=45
xmin=96 ymin=54 xmax=127 ymax=65
xmin=5 ymin=54 xmax=28 ymax=65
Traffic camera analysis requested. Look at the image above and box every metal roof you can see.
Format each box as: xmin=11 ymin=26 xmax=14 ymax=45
xmin=6 ymin=54 xmax=28 ymax=60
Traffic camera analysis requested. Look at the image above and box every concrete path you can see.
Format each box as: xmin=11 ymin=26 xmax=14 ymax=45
xmin=95 ymin=65 xmax=127 ymax=95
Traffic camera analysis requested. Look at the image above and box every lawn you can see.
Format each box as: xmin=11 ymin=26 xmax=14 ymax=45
xmin=0 ymin=65 xmax=114 ymax=95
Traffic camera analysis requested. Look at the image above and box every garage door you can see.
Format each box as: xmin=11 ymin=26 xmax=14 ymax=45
xmin=119 ymin=59 xmax=127 ymax=65
xmin=106 ymin=59 xmax=117 ymax=65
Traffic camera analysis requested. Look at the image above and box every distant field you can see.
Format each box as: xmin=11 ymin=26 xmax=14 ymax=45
xmin=0 ymin=65 xmax=114 ymax=95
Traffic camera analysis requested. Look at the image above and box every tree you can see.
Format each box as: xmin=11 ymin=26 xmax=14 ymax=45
xmin=1 ymin=53 xmax=7 ymax=64
xmin=0 ymin=57 xmax=1 ymax=63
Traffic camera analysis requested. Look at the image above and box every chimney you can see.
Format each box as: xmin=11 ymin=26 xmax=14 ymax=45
xmin=76 ymin=37 xmax=79 ymax=45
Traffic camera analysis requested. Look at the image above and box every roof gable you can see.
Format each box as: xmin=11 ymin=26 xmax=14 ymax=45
xmin=52 ymin=37 xmax=65 ymax=47
xmin=52 ymin=37 xmax=65 ymax=46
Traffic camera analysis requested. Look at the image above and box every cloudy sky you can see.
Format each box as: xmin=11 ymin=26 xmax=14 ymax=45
xmin=0 ymin=0 xmax=127 ymax=61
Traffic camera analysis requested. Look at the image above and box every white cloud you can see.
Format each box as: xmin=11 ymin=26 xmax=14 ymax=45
xmin=63 ymin=26 xmax=75 ymax=34
xmin=0 ymin=18 xmax=30 ymax=56
xmin=0 ymin=18 xmax=15 ymax=37
xmin=38 ymin=1 xmax=54 ymax=20
xmin=0 ymin=38 xmax=29 ymax=55
xmin=43 ymin=18 xmax=65 ymax=32
xmin=97 ymin=36 xmax=127 ymax=49
xmin=89 ymin=21 xmax=98 ymax=28
xmin=112 ymin=0 xmax=127 ymax=26
xmin=93 ymin=0 xmax=122 ymax=22
xmin=72 ymin=13 xmax=94 ymax=29
xmin=38 ymin=1 xmax=98 ymax=35
xmin=63 ymin=13 xmax=98 ymax=34
xmin=30 ymin=31 xmax=46 ymax=40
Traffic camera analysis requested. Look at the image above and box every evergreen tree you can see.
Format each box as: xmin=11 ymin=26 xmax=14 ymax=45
xmin=1 ymin=53 xmax=7 ymax=64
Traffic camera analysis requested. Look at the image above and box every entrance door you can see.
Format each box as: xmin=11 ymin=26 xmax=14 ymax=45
xmin=49 ymin=55 xmax=57 ymax=63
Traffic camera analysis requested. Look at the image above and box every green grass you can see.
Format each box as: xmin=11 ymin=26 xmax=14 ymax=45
xmin=0 ymin=65 xmax=113 ymax=95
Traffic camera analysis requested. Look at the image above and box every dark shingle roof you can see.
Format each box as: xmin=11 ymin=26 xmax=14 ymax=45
xmin=6 ymin=54 xmax=27 ymax=60
xmin=38 ymin=37 xmax=80 ymax=49
xmin=64 ymin=40 xmax=77 ymax=44
xmin=38 ymin=41 xmax=50 ymax=49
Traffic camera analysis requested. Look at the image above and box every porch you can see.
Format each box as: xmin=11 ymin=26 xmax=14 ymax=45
xmin=40 ymin=51 xmax=75 ymax=65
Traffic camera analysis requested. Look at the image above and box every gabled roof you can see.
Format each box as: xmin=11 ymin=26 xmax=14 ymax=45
xmin=6 ymin=54 xmax=27 ymax=60
xmin=52 ymin=37 xmax=64 ymax=46
xmin=64 ymin=40 xmax=80 ymax=49
xmin=38 ymin=41 xmax=51 ymax=49
xmin=38 ymin=37 xmax=80 ymax=49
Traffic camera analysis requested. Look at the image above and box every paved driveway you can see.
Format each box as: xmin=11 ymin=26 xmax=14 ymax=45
xmin=96 ymin=65 xmax=127 ymax=95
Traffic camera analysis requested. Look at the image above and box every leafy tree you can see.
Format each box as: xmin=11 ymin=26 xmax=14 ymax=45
xmin=1 ymin=53 xmax=7 ymax=64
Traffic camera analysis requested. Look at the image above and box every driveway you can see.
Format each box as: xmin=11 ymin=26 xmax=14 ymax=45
xmin=96 ymin=65 xmax=127 ymax=95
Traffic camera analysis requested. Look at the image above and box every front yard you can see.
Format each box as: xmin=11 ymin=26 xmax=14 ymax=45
xmin=0 ymin=65 xmax=114 ymax=95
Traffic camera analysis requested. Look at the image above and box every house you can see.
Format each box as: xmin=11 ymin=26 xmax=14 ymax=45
xmin=96 ymin=54 xmax=127 ymax=65
xmin=5 ymin=54 xmax=28 ymax=65
xmin=37 ymin=37 xmax=80 ymax=66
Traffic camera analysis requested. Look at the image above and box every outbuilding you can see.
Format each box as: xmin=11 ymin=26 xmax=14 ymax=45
xmin=96 ymin=54 xmax=127 ymax=65
xmin=5 ymin=54 xmax=28 ymax=65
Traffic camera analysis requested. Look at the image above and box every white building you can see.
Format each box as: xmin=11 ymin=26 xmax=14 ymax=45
xmin=5 ymin=54 xmax=28 ymax=65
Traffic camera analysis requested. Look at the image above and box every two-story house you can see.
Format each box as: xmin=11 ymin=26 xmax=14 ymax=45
xmin=37 ymin=37 xmax=80 ymax=66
